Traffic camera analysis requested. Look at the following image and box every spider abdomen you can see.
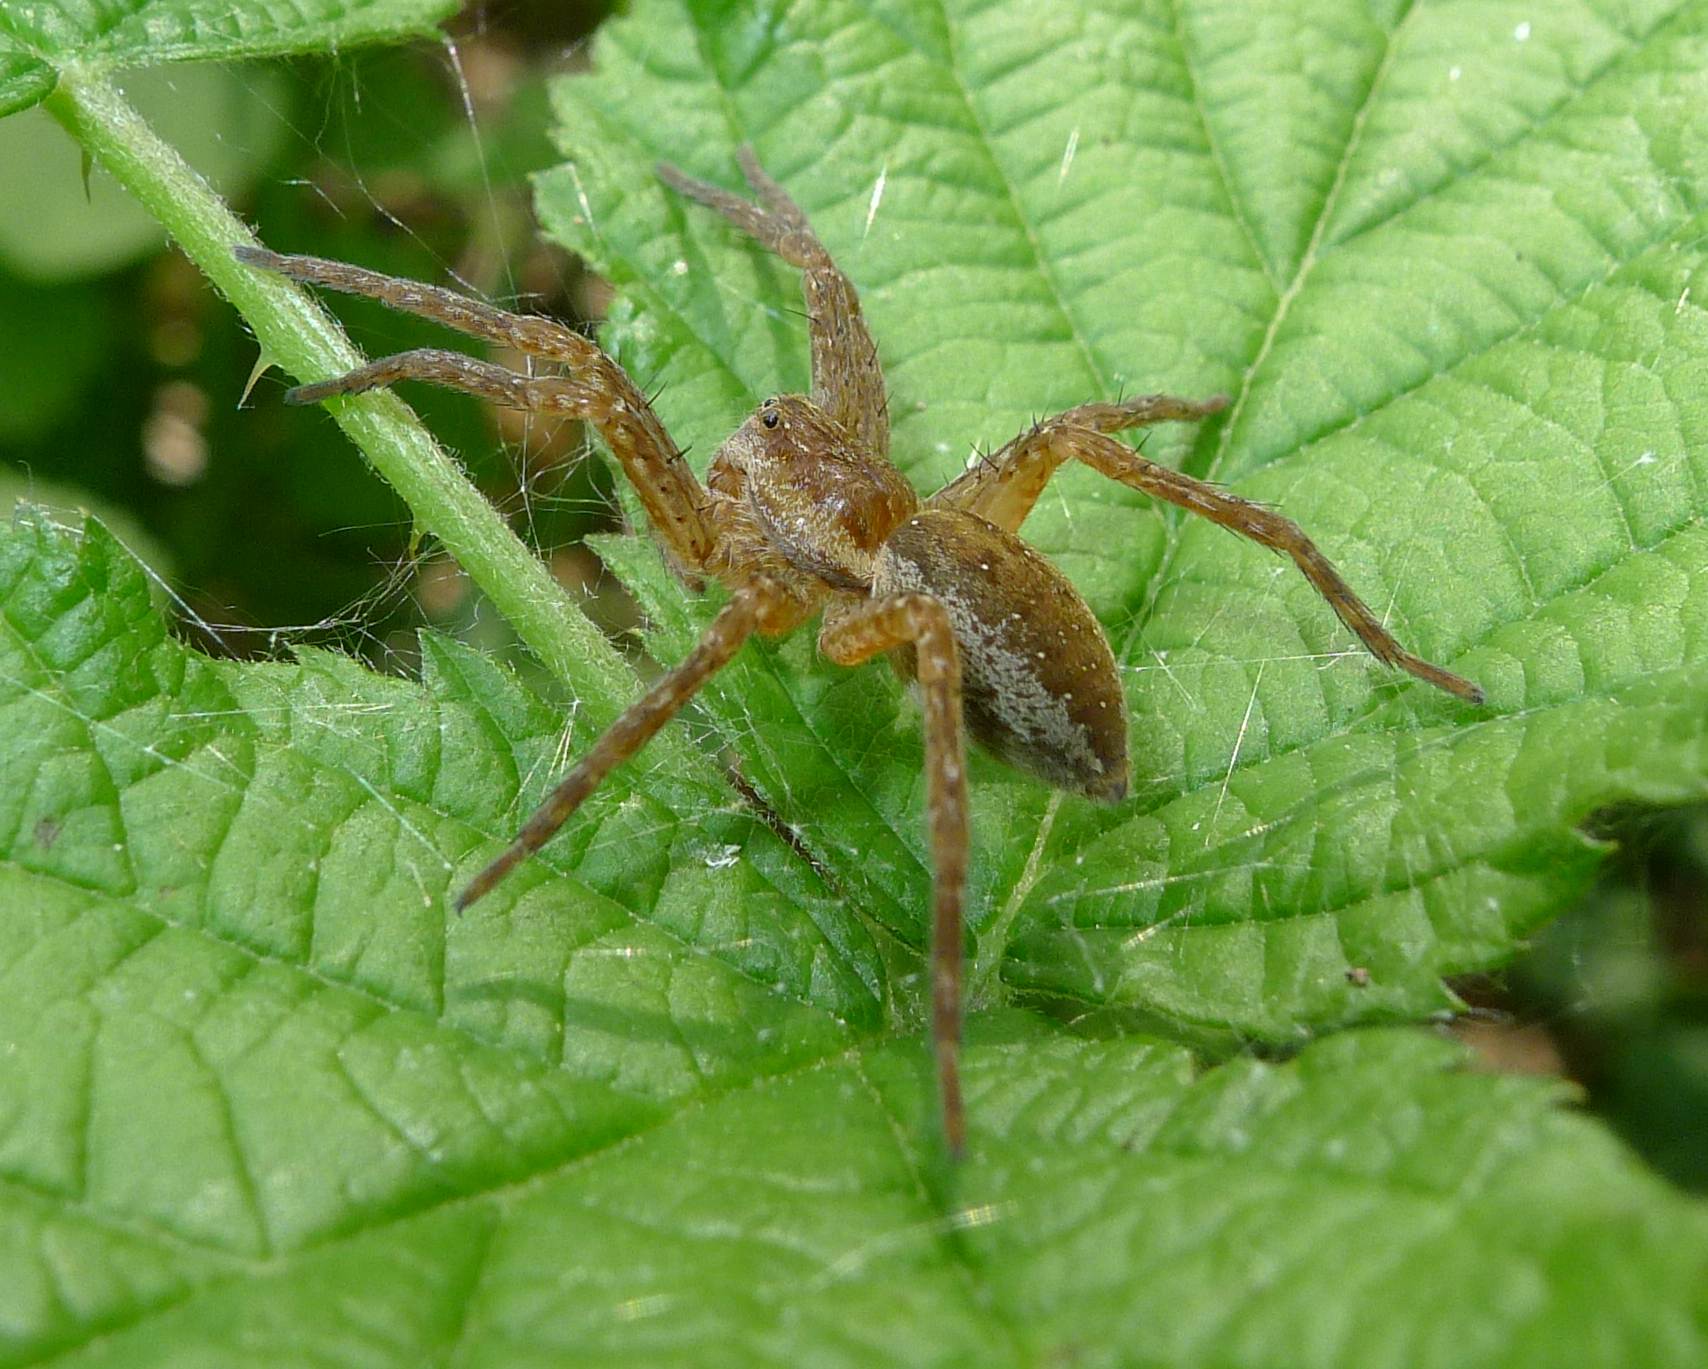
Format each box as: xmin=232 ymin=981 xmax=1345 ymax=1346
xmin=874 ymin=508 xmax=1128 ymax=801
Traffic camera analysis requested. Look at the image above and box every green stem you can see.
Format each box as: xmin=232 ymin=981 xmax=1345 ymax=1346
xmin=43 ymin=67 xmax=634 ymax=718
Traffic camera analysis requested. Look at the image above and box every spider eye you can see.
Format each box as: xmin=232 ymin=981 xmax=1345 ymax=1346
xmin=761 ymin=408 xmax=780 ymax=429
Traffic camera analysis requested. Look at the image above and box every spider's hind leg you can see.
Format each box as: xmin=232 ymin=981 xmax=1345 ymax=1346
xmin=457 ymin=580 xmax=788 ymax=911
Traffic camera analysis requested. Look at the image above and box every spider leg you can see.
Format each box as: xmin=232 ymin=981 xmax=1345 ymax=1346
xmin=457 ymin=580 xmax=785 ymax=911
xmin=236 ymin=245 xmax=716 ymax=575
xmin=282 ymin=348 xmax=539 ymax=408
xmin=658 ymin=149 xmax=890 ymax=460
xmin=944 ymin=411 xmax=1483 ymax=703
xmin=235 ymin=246 xmax=593 ymax=362
xmin=820 ymin=594 xmax=969 ymax=1156
xmin=933 ymin=393 xmax=1229 ymax=529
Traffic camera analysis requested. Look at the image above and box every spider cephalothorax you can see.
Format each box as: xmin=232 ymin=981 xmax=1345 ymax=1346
xmin=237 ymin=148 xmax=1482 ymax=1155
xmin=706 ymin=392 xmax=917 ymax=594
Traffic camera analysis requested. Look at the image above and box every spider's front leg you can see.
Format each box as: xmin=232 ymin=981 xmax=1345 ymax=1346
xmin=820 ymin=594 xmax=969 ymax=1156
xmin=233 ymin=245 xmax=716 ymax=579
xmin=934 ymin=397 xmax=1485 ymax=704
xmin=658 ymin=149 xmax=890 ymax=459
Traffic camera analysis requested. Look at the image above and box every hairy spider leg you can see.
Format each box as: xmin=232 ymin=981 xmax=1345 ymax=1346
xmin=283 ymin=348 xmax=542 ymax=409
xmin=820 ymin=593 xmax=969 ymax=1156
xmin=658 ymin=149 xmax=890 ymax=460
xmin=234 ymin=245 xmax=716 ymax=575
xmin=238 ymin=244 xmax=603 ymax=360
xmin=456 ymin=582 xmax=783 ymax=911
xmin=935 ymin=393 xmax=1230 ymax=524
xmin=939 ymin=403 xmax=1484 ymax=704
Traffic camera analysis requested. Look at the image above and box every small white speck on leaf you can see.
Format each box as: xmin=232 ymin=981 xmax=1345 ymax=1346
xmin=1057 ymin=126 xmax=1080 ymax=184
xmin=863 ymin=162 xmax=888 ymax=239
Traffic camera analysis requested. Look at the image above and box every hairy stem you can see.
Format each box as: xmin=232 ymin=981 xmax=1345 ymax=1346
xmin=42 ymin=67 xmax=635 ymax=718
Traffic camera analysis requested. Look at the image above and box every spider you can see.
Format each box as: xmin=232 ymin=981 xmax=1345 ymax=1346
xmin=235 ymin=148 xmax=1483 ymax=1156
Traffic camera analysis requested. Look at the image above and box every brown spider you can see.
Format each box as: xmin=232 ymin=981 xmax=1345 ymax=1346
xmin=235 ymin=148 xmax=1483 ymax=1156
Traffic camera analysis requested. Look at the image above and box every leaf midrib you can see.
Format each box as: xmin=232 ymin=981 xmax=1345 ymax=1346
xmin=1198 ymin=0 xmax=1418 ymax=487
xmin=1319 ymin=0 xmax=1697 ymax=257
xmin=1203 ymin=1 xmax=1708 ymax=486
xmin=1164 ymin=0 xmax=1283 ymax=294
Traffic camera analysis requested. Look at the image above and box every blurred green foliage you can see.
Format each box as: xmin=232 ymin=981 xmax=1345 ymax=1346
xmin=1511 ymin=805 xmax=1708 ymax=1192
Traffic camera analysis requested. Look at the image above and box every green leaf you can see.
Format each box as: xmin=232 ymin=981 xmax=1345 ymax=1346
xmin=538 ymin=0 xmax=1708 ymax=1043
xmin=0 ymin=506 xmax=878 ymax=1040
xmin=0 ymin=0 xmax=459 ymax=117
xmin=0 ymin=64 xmax=292 ymax=280
xmin=6 ymin=1 xmax=1708 ymax=1360
xmin=0 ymin=521 xmax=1701 ymax=1365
